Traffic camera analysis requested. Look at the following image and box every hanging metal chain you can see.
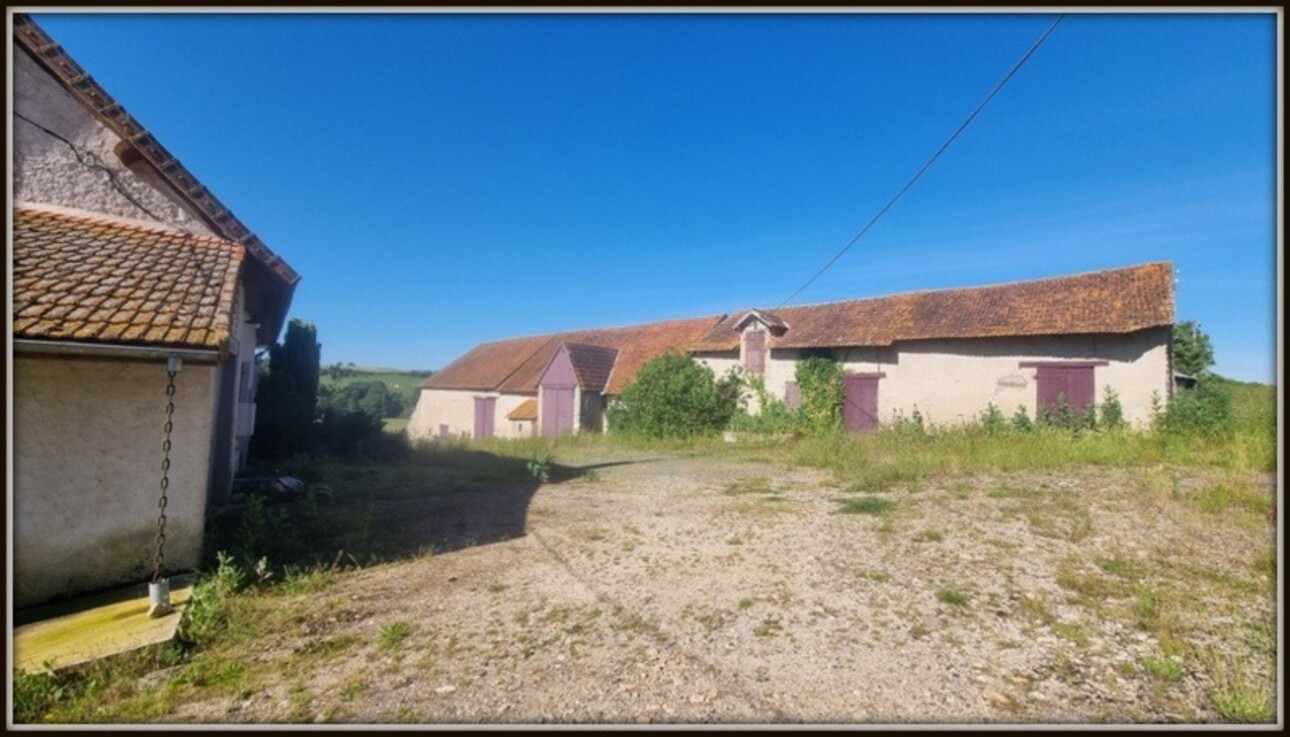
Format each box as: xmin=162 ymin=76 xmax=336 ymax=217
xmin=153 ymin=364 xmax=177 ymax=583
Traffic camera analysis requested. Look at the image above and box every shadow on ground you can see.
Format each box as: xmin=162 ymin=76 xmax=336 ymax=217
xmin=203 ymin=446 xmax=660 ymax=573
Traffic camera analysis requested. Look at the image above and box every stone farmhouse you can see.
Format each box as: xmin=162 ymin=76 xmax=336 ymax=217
xmin=408 ymin=262 xmax=1174 ymax=441
xmin=11 ymin=15 xmax=299 ymax=607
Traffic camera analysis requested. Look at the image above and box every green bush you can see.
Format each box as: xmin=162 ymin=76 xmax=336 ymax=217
xmin=796 ymin=354 xmax=843 ymax=435
xmin=1038 ymin=395 xmax=1096 ymax=432
xmin=1099 ymin=386 xmax=1126 ymax=429
xmin=1010 ymin=405 xmax=1034 ymax=433
xmin=1163 ymin=377 xmax=1234 ymax=436
xmin=606 ymin=352 xmax=738 ymax=438
xmin=181 ymin=552 xmax=247 ymax=645
xmin=729 ymin=373 xmax=798 ymax=434
xmin=981 ymin=403 xmax=1007 ymax=436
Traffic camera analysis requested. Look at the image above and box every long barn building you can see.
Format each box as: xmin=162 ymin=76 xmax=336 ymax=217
xmin=408 ymin=262 xmax=1175 ymax=440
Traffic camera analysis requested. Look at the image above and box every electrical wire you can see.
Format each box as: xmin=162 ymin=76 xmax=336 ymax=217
xmin=775 ymin=14 xmax=1066 ymax=309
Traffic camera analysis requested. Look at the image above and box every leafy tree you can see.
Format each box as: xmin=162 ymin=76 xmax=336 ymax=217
xmin=319 ymin=381 xmax=404 ymax=419
xmin=1172 ymin=320 xmax=1215 ymax=378
xmin=606 ymin=352 xmax=738 ymax=438
xmin=249 ymin=318 xmax=321 ymax=462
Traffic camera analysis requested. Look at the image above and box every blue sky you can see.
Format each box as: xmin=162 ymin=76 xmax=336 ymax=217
xmin=31 ymin=12 xmax=1279 ymax=382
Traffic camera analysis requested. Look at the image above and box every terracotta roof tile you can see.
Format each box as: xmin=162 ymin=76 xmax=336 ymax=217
xmin=506 ymin=398 xmax=539 ymax=421
xmin=565 ymin=344 xmax=619 ymax=393
xmin=12 ymin=206 xmax=244 ymax=351
xmin=423 ymin=316 xmax=723 ymax=396
xmin=691 ymin=263 xmax=1175 ymax=351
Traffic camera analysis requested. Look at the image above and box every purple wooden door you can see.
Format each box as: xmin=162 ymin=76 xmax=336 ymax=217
xmin=540 ymin=345 xmax=577 ymax=437
xmin=439 ymin=423 xmax=449 ymax=440
xmin=542 ymin=387 xmax=574 ymax=437
xmin=744 ymin=331 xmax=766 ymax=374
xmin=1036 ymin=366 xmax=1094 ymax=413
xmin=843 ymin=374 xmax=880 ymax=434
xmin=473 ymin=396 xmax=495 ymax=439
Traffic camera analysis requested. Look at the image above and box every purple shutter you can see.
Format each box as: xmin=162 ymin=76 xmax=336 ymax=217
xmin=745 ymin=331 xmax=766 ymax=374
xmin=784 ymin=381 xmax=801 ymax=410
xmin=1036 ymin=366 xmax=1095 ymax=413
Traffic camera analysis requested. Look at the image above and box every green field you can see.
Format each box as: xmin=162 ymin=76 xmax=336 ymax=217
xmin=319 ymin=366 xmax=430 ymax=421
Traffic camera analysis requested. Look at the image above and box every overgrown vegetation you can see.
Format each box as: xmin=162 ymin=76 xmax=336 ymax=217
xmin=606 ymin=351 xmax=740 ymax=438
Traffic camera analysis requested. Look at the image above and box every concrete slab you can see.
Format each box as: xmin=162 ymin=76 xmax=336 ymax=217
xmin=13 ymin=574 xmax=196 ymax=673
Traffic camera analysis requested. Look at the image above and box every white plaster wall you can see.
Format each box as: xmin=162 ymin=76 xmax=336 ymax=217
xmin=12 ymin=46 xmax=215 ymax=234
xmin=14 ymin=356 xmax=218 ymax=607
xmin=407 ymin=389 xmax=534 ymax=441
xmin=697 ymin=328 xmax=1169 ymax=429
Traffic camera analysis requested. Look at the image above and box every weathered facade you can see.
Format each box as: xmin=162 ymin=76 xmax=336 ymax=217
xmin=409 ymin=262 xmax=1174 ymax=441
xmin=10 ymin=15 xmax=299 ymax=607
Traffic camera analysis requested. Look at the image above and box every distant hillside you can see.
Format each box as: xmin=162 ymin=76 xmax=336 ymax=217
xmin=319 ymin=364 xmax=434 ymax=419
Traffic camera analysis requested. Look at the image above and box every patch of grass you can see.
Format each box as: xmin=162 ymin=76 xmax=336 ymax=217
xmin=1096 ymin=556 xmax=1146 ymax=580
xmin=339 ymin=677 xmax=368 ymax=702
xmin=935 ymin=587 xmax=969 ymax=607
xmin=1051 ymin=622 xmax=1092 ymax=647
xmin=914 ymin=529 xmax=944 ymax=543
xmin=377 ymin=621 xmax=412 ymax=650
xmin=724 ymin=477 xmax=774 ymax=496
xmin=487 ymin=582 xmax=507 ymax=594
xmin=838 ymin=496 xmax=893 ymax=516
xmin=862 ymin=570 xmax=891 ymax=582
xmin=737 ymin=598 xmax=755 ymax=609
xmin=1206 ymin=653 xmax=1274 ymax=723
xmin=1021 ymin=593 xmax=1054 ymax=624
xmin=1141 ymin=654 xmax=1184 ymax=682
xmin=753 ymin=619 xmax=783 ymax=638
xmin=909 ymin=622 xmax=932 ymax=640
xmin=1191 ymin=482 xmax=1271 ymax=517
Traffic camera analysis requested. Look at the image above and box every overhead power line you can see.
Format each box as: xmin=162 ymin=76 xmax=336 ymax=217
xmin=775 ymin=14 xmax=1066 ymax=309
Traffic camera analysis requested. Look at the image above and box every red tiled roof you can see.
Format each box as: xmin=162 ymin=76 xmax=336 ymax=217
xmin=422 ymin=316 xmax=723 ymax=395
xmin=506 ymin=398 xmax=539 ymax=421
xmin=690 ymin=262 xmax=1175 ymax=351
xmin=564 ymin=344 xmax=619 ymax=393
xmin=12 ymin=205 xmax=244 ymax=351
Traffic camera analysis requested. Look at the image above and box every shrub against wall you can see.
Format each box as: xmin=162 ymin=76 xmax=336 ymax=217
xmin=795 ymin=353 xmax=843 ymax=435
xmin=606 ymin=352 xmax=739 ymax=438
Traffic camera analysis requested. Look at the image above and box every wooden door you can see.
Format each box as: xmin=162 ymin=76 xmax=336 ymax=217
xmin=843 ymin=374 xmax=880 ymax=433
xmin=473 ymin=396 xmax=496 ymax=439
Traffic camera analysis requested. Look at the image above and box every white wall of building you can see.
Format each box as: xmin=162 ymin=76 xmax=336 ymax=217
xmin=12 ymin=46 xmax=216 ymax=235
xmin=407 ymin=388 xmax=536 ymax=441
xmin=14 ymin=355 xmax=218 ymax=607
xmin=695 ymin=326 xmax=1170 ymax=429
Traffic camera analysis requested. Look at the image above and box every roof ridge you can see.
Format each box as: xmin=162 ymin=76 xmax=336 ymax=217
xmin=15 ymin=202 xmax=244 ymax=250
xmin=12 ymin=14 xmax=299 ymax=286
xmin=472 ymin=313 xmax=726 ymax=347
xmin=768 ymin=262 xmax=1173 ymax=313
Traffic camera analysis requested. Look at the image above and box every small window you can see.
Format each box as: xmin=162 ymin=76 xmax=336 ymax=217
xmin=784 ymin=381 xmax=801 ymax=410
xmin=744 ymin=331 xmax=766 ymax=375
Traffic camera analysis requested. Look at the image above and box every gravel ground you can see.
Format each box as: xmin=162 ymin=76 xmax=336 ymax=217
xmin=170 ymin=451 xmax=1277 ymax=725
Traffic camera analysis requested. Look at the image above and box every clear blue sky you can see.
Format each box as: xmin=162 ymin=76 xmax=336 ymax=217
xmin=32 ymin=11 xmax=1279 ymax=382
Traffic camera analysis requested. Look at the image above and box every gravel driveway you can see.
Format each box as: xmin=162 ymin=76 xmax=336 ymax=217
xmin=173 ymin=450 xmax=1276 ymax=724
